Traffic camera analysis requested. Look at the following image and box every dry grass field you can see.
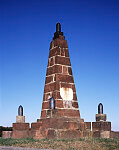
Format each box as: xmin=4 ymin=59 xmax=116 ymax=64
xmin=0 ymin=137 xmax=119 ymax=150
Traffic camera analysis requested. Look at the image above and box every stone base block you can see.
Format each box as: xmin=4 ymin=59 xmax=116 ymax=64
xmin=92 ymin=121 xmax=111 ymax=131
xmin=16 ymin=116 xmax=25 ymax=123
xmin=111 ymin=131 xmax=119 ymax=138
xmin=41 ymin=117 xmax=84 ymax=130
xmin=12 ymin=130 xmax=29 ymax=139
xmin=30 ymin=117 xmax=85 ymax=139
xmin=57 ymin=130 xmax=82 ymax=139
xmin=31 ymin=122 xmax=42 ymax=130
xmin=12 ymin=123 xmax=29 ymax=139
xmin=93 ymin=131 xmax=110 ymax=138
xmin=33 ymin=129 xmax=92 ymax=139
xmin=2 ymin=131 xmax=13 ymax=138
xmin=13 ymin=123 xmax=29 ymax=130
xmin=100 ymin=131 xmax=110 ymax=138
xmin=96 ymin=114 xmax=106 ymax=122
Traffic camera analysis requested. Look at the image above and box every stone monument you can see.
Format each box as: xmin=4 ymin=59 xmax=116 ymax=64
xmin=7 ymin=23 xmax=118 ymax=139
xmin=30 ymin=23 xmax=92 ymax=139
xmin=92 ymin=103 xmax=111 ymax=138
xmin=16 ymin=105 xmax=25 ymax=123
xmin=12 ymin=105 xmax=29 ymax=138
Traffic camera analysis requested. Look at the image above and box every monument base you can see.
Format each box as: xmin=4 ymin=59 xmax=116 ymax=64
xmin=30 ymin=116 xmax=92 ymax=139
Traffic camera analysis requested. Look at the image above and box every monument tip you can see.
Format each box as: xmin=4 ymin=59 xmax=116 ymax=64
xmin=56 ymin=22 xmax=61 ymax=33
xmin=53 ymin=23 xmax=63 ymax=40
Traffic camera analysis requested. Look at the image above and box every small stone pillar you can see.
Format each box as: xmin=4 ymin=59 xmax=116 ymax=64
xmin=92 ymin=103 xmax=111 ymax=138
xmin=12 ymin=105 xmax=29 ymax=138
xmin=96 ymin=103 xmax=106 ymax=122
xmin=16 ymin=105 xmax=25 ymax=123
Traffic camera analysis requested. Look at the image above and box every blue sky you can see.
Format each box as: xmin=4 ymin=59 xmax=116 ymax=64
xmin=0 ymin=0 xmax=119 ymax=131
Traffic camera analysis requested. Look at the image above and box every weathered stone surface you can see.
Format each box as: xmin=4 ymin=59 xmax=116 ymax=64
xmin=73 ymin=93 xmax=77 ymax=101
xmin=61 ymin=48 xmax=65 ymax=56
xmin=93 ymin=131 xmax=100 ymax=138
xmin=96 ymin=114 xmax=106 ymax=122
xmin=92 ymin=130 xmax=111 ymax=138
xmin=52 ymin=91 xmax=62 ymax=100
xmin=42 ymin=101 xmax=49 ymax=109
xmin=55 ymin=74 xmax=74 ymax=83
xmin=13 ymin=123 xmax=29 ymax=131
xmin=100 ymin=131 xmax=110 ymax=138
xmin=49 ymin=57 xmax=54 ymax=66
xmin=53 ymin=37 xmax=68 ymax=48
xmin=2 ymin=131 xmax=12 ymax=138
xmin=44 ymin=81 xmax=60 ymax=93
xmin=60 ymin=82 xmax=72 ymax=89
xmin=57 ymin=109 xmax=80 ymax=118
xmin=110 ymin=131 xmax=119 ymax=138
xmin=46 ymin=65 xmax=62 ymax=76
xmin=65 ymin=49 xmax=69 ymax=57
xmin=12 ymin=130 xmax=29 ymax=139
xmin=55 ymin=100 xmax=63 ymax=108
xmin=31 ymin=123 xmax=42 ymax=129
xmin=92 ymin=122 xmax=111 ymax=131
xmin=55 ymin=56 xmax=71 ymax=66
xmin=57 ymin=130 xmax=82 ymax=139
xmin=72 ymin=101 xmax=78 ymax=108
xmin=41 ymin=118 xmax=79 ymax=130
xmin=45 ymin=76 xmax=53 ymax=84
xmin=72 ymin=85 xmax=76 ymax=92
xmin=46 ymin=129 xmax=57 ymax=139
xmin=16 ymin=116 xmax=25 ymax=123
xmin=41 ymin=110 xmax=46 ymax=118
xmin=49 ymin=47 xmax=60 ymax=58
xmin=84 ymin=122 xmax=91 ymax=130
xmin=68 ymin=67 xmax=72 ymax=75
xmin=12 ymin=123 xmax=29 ymax=139
xmin=63 ymin=66 xmax=68 ymax=74
xmin=83 ymin=131 xmax=91 ymax=137
xmin=46 ymin=109 xmax=58 ymax=118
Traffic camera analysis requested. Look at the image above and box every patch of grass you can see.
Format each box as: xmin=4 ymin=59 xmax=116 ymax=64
xmin=94 ymin=138 xmax=119 ymax=150
xmin=0 ymin=137 xmax=119 ymax=150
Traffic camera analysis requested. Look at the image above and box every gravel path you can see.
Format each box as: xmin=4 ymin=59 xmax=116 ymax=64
xmin=0 ymin=146 xmax=55 ymax=150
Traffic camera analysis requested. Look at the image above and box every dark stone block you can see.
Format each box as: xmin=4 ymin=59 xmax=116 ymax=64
xmin=84 ymin=122 xmax=91 ymax=130
xmin=55 ymin=56 xmax=71 ymax=66
xmin=68 ymin=67 xmax=72 ymax=75
xmin=93 ymin=131 xmax=100 ymax=138
xmin=47 ymin=129 xmax=56 ymax=139
xmin=111 ymin=131 xmax=119 ymax=138
xmin=13 ymin=123 xmax=29 ymax=131
xmin=92 ymin=122 xmax=111 ymax=131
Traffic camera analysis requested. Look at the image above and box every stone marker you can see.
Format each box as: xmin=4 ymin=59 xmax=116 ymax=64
xmin=16 ymin=105 xmax=25 ymax=123
xmin=30 ymin=23 xmax=86 ymax=139
xmin=98 ymin=103 xmax=103 ymax=114
xmin=96 ymin=103 xmax=106 ymax=122
xmin=92 ymin=103 xmax=111 ymax=138
xmin=12 ymin=105 xmax=29 ymax=138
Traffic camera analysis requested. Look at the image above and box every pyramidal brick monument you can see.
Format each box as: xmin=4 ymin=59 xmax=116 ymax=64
xmin=30 ymin=23 xmax=86 ymax=139
xmin=41 ymin=22 xmax=81 ymax=119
